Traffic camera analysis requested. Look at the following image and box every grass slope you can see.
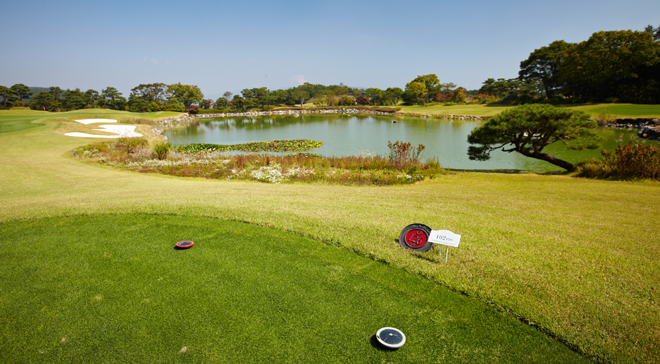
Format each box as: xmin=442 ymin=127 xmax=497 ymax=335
xmin=1 ymin=109 xmax=659 ymax=362
xmin=394 ymin=103 xmax=660 ymax=119
xmin=0 ymin=215 xmax=585 ymax=363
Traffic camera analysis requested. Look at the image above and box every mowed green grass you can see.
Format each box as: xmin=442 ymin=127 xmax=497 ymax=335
xmin=0 ymin=215 xmax=585 ymax=363
xmin=392 ymin=103 xmax=660 ymax=119
xmin=1 ymin=109 xmax=660 ymax=362
xmin=573 ymin=103 xmax=660 ymax=118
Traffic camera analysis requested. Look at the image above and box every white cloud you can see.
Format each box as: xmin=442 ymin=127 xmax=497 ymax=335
xmin=143 ymin=56 xmax=158 ymax=66
xmin=290 ymin=75 xmax=306 ymax=85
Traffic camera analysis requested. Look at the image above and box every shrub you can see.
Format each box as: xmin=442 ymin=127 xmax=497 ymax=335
xmin=575 ymin=159 xmax=610 ymax=179
xmin=116 ymin=137 xmax=148 ymax=154
xmin=153 ymin=143 xmax=170 ymax=160
xmin=602 ymin=141 xmax=660 ymax=180
xmin=387 ymin=141 xmax=425 ymax=169
xmin=596 ymin=109 xmax=614 ymax=126
xmin=356 ymin=95 xmax=370 ymax=105
xmin=187 ymin=105 xmax=200 ymax=114
xmin=163 ymin=103 xmax=185 ymax=112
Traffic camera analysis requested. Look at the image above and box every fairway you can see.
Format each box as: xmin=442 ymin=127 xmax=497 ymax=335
xmin=0 ymin=215 xmax=585 ymax=363
xmin=384 ymin=103 xmax=660 ymax=119
xmin=1 ymin=109 xmax=660 ymax=363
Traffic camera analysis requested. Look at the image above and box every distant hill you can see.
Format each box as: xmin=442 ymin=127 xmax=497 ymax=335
xmin=29 ymin=87 xmax=50 ymax=98
xmin=0 ymin=86 xmax=49 ymax=103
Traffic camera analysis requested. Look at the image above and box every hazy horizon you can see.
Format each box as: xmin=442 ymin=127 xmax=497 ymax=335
xmin=1 ymin=0 xmax=658 ymax=99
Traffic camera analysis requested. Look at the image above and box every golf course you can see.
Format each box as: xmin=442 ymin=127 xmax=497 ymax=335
xmin=1 ymin=108 xmax=659 ymax=363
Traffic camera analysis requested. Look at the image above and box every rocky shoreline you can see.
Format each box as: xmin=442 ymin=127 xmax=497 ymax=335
xmin=193 ymin=108 xmax=490 ymax=120
xmin=594 ymin=117 xmax=660 ymax=141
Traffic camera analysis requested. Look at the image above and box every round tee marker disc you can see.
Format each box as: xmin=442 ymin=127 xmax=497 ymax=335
xmin=175 ymin=240 xmax=194 ymax=249
xmin=376 ymin=327 xmax=406 ymax=349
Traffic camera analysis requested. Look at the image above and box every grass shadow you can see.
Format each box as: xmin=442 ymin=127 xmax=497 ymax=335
xmin=447 ymin=168 xmax=568 ymax=175
xmin=369 ymin=335 xmax=398 ymax=352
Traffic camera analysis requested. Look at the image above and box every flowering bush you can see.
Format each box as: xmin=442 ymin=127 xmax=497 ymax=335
xmin=250 ymin=164 xmax=285 ymax=183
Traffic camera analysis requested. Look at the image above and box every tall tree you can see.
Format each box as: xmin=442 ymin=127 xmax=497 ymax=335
xmin=102 ymin=87 xmax=121 ymax=103
xmin=411 ymin=74 xmax=440 ymax=103
xmin=382 ymin=87 xmax=403 ymax=105
xmin=560 ymin=30 xmax=660 ymax=103
xmin=290 ymin=90 xmax=309 ymax=107
xmin=168 ymin=83 xmax=204 ymax=108
xmin=30 ymin=91 xmax=54 ymax=110
xmin=644 ymin=24 xmax=660 ymax=41
xmin=0 ymin=86 xmax=16 ymax=107
xmin=467 ymin=104 xmax=600 ymax=171
xmin=365 ymin=88 xmax=382 ymax=105
xmin=10 ymin=84 xmax=32 ymax=102
xmin=519 ymin=40 xmax=573 ymax=98
xmin=49 ymin=86 xmax=63 ymax=100
xmin=402 ymin=81 xmax=427 ymax=105
xmin=215 ymin=97 xmax=228 ymax=108
xmin=63 ymin=89 xmax=87 ymax=110
xmin=85 ymin=89 xmax=100 ymax=105
xmin=130 ymin=83 xmax=170 ymax=103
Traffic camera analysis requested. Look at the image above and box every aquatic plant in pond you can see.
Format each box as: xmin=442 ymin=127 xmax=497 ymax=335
xmin=73 ymin=139 xmax=444 ymax=185
xmin=174 ymin=139 xmax=324 ymax=154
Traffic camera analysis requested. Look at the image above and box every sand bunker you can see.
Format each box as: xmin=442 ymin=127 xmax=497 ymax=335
xmin=65 ymin=125 xmax=142 ymax=138
xmin=74 ymin=119 xmax=118 ymax=125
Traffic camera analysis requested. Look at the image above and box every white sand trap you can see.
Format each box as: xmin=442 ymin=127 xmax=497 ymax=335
xmin=65 ymin=125 xmax=142 ymax=138
xmin=74 ymin=118 xmax=118 ymax=125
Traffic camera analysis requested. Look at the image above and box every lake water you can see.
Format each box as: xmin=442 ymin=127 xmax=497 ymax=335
xmin=163 ymin=115 xmax=647 ymax=171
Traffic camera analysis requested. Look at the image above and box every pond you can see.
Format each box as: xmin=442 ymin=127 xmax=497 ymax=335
xmin=163 ymin=115 xmax=648 ymax=171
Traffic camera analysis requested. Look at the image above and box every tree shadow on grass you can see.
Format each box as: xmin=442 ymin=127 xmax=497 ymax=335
xmin=447 ymin=168 xmax=568 ymax=176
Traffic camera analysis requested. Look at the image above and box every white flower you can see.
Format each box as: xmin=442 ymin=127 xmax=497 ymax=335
xmin=251 ymin=164 xmax=285 ymax=183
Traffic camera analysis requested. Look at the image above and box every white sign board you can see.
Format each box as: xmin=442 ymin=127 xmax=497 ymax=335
xmin=428 ymin=230 xmax=461 ymax=248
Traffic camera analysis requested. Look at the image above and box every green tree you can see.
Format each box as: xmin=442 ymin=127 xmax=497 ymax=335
xmin=644 ymin=24 xmax=660 ymax=41
xmin=49 ymin=86 xmax=63 ymax=100
xmin=215 ymin=97 xmax=228 ymax=108
xmin=130 ymin=83 xmax=170 ymax=103
xmin=519 ymin=40 xmax=573 ymax=98
xmin=411 ymin=74 xmax=440 ymax=103
xmin=63 ymin=88 xmax=87 ymax=110
xmin=560 ymin=30 xmax=660 ymax=103
xmin=0 ymin=86 xmax=16 ymax=108
xmin=290 ymin=90 xmax=309 ymax=107
xmin=467 ymin=104 xmax=600 ymax=171
xmin=452 ymin=87 xmax=467 ymax=103
xmin=402 ymin=81 xmax=427 ymax=105
xmin=85 ymin=89 xmax=100 ymax=105
xmin=128 ymin=95 xmax=150 ymax=112
xmin=382 ymin=87 xmax=403 ymax=105
xmin=30 ymin=91 xmax=54 ymax=110
xmin=10 ymin=84 xmax=32 ymax=102
xmin=365 ymin=88 xmax=382 ymax=105
xmin=102 ymin=87 xmax=121 ymax=103
xmin=168 ymin=83 xmax=204 ymax=108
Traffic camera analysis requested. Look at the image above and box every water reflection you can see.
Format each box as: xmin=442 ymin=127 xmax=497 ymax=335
xmin=164 ymin=115 xmax=650 ymax=171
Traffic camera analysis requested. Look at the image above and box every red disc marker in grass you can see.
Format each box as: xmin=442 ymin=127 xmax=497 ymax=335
xmin=175 ymin=240 xmax=195 ymax=249
xmin=398 ymin=223 xmax=434 ymax=252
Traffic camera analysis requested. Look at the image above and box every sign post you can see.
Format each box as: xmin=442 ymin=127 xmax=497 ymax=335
xmin=427 ymin=230 xmax=461 ymax=263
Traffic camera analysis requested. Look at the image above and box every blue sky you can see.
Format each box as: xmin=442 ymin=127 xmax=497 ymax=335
xmin=1 ymin=0 xmax=658 ymax=99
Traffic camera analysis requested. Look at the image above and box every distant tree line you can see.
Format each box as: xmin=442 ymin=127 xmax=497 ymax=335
xmin=0 ymin=82 xmax=208 ymax=112
xmin=478 ymin=25 xmax=660 ymax=104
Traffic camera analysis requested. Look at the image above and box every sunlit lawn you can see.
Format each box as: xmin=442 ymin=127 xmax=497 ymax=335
xmin=303 ymin=102 xmax=660 ymax=119
xmin=1 ymin=109 xmax=659 ymax=362
xmin=0 ymin=215 xmax=585 ymax=363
